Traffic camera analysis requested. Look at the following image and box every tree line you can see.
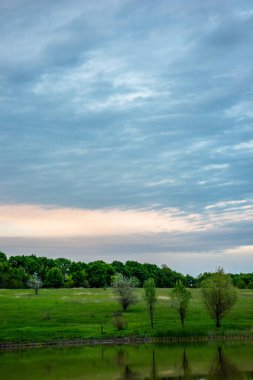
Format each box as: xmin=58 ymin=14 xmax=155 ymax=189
xmin=0 ymin=251 xmax=252 ymax=289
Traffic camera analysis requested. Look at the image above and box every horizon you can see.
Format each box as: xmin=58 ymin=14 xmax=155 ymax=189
xmin=1 ymin=0 xmax=253 ymax=275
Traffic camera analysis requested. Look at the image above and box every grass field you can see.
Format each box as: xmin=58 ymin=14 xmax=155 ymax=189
xmin=0 ymin=288 xmax=252 ymax=344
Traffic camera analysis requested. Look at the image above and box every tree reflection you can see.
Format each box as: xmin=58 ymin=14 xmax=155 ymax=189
xmin=180 ymin=349 xmax=192 ymax=379
xmin=115 ymin=349 xmax=125 ymax=368
xmin=150 ymin=348 xmax=193 ymax=380
xmin=208 ymin=346 xmax=243 ymax=380
xmin=116 ymin=345 xmax=246 ymax=380
xmin=150 ymin=348 xmax=158 ymax=379
xmin=116 ymin=349 xmax=141 ymax=380
xmin=121 ymin=365 xmax=141 ymax=380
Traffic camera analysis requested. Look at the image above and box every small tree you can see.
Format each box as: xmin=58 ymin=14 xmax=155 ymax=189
xmin=112 ymin=273 xmax=139 ymax=311
xmin=27 ymin=273 xmax=43 ymax=295
xmin=171 ymin=280 xmax=191 ymax=327
xmin=143 ymin=278 xmax=157 ymax=328
xmin=202 ymin=267 xmax=237 ymax=328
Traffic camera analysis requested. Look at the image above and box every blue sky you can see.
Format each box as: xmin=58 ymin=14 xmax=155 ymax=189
xmin=1 ymin=0 xmax=253 ymax=274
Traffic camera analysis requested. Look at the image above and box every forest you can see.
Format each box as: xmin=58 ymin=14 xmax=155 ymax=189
xmin=0 ymin=251 xmax=252 ymax=289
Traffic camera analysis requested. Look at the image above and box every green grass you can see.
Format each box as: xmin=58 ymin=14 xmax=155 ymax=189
xmin=0 ymin=288 xmax=252 ymax=344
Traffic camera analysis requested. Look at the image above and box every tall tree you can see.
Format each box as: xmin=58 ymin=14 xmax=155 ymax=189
xmin=143 ymin=278 xmax=157 ymax=329
xmin=171 ymin=280 xmax=191 ymax=327
xmin=202 ymin=267 xmax=237 ymax=328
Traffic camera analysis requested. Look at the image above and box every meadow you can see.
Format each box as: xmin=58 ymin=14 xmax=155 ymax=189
xmin=0 ymin=288 xmax=252 ymax=344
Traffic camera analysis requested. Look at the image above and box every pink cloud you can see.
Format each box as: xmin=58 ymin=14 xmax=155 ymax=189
xmin=0 ymin=204 xmax=204 ymax=238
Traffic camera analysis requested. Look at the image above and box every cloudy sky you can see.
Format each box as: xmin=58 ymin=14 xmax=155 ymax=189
xmin=1 ymin=0 xmax=253 ymax=274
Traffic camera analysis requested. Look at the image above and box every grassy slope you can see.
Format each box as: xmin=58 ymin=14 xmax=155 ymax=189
xmin=0 ymin=288 xmax=252 ymax=343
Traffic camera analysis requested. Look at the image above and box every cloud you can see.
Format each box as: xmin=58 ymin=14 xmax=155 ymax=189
xmin=31 ymin=50 xmax=160 ymax=114
xmin=144 ymin=179 xmax=176 ymax=188
xmin=225 ymin=101 xmax=253 ymax=120
xmin=203 ymin=163 xmax=229 ymax=171
xmin=0 ymin=203 xmax=207 ymax=238
xmin=1 ymin=199 xmax=253 ymax=245
xmin=205 ymin=200 xmax=249 ymax=209
xmin=1 ymin=0 xmax=253 ymax=273
xmin=234 ymin=140 xmax=253 ymax=151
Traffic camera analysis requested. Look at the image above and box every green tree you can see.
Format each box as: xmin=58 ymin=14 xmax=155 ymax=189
xmin=171 ymin=280 xmax=191 ymax=327
xmin=143 ymin=263 xmax=166 ymax=288
xmin=112 ymin=273 xmax=139 ymax=311
xmin=143 ymin=278 xmax=157 ymax=328
xmin=87 ymin=261 xmax=115 ymax=288
xmin=0 ymin=251 xmax=7 ymax=262
xmin=0 ymin=260 xmax=11 ymax=288
xmin=161 ymin=265 xmax=185 ymax=287
xmin=111 ymin=261 xmax=129 ymax=277
xmin=125 ymin=261 xmax=149 ymax=286
xmin=72 ymin=270 xmax=88 ymax=287
xmin=55 ymin=258 xmax=72 ymax=276
xmin=8 ymin=267 xmax=27 ymax=288
xmin=27 ymin=273 xmax=43 ymax=295
xmin=202 ymin=267 xmax=237 ymax=328
xmin=64 ymin=274 xmax=74 ymax=288
xmin=45 ymin=267 xmax=64 ymax=288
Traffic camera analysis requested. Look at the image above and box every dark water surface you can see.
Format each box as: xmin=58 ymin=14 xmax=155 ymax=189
xmin=0 ymin=341 xmax=253 ymax=379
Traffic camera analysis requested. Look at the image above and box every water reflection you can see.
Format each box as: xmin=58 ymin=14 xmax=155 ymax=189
xmin=208 ymin=346 xmax=243 ymax=380
xmin=149 ymin=348 xmax=195 ymax=379
xmin=0 ymin=342 xmax=252 ymax=380
xmin=115 ymin=349 xmax=125 ymax=368
xmin=151 ymin=349 xmax=158 ymax=379
xmin=117 ymin=345 xmax=249 ymax=380
xmin=121 ymin=365 xmax=141 ymax=380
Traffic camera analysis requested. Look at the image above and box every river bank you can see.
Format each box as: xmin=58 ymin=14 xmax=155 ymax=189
xmin=1 ymin=334 xmax=253 ymax=351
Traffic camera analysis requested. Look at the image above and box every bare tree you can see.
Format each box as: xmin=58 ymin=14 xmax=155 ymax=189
xmin=112 ymin=273 xmax=139 ymax=311
xmin=27 ymin=273 xmax=43 ymax=295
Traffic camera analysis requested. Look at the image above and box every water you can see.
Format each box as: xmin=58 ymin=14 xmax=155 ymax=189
xmin=0 ymin=341 xmax=252 ymax=379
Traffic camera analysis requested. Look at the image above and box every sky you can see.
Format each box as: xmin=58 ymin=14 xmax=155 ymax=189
xmin=0 ymin=0 xmax=253 ymax=275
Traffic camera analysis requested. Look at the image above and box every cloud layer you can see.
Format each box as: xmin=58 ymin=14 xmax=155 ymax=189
xmin=0 ymin=0 xmax=253 ymax=272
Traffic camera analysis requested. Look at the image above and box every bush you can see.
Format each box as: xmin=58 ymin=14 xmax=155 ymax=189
xmin=112 ymin=312 xmax=128 ymax=331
